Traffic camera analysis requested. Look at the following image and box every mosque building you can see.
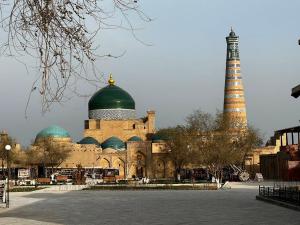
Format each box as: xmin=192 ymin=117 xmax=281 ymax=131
xmin=32 ymin=75 xmax=173 ymax=180
xmin=29 ymin=29 xmax=273 ymax=181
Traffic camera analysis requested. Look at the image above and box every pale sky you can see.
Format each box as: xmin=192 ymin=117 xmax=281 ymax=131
xmin=1 ymin=0 xmax=300 ymax=146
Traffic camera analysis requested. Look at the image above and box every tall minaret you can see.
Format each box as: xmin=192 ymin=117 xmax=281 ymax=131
xmin=223 ymin=28 xmax=247 ymax=127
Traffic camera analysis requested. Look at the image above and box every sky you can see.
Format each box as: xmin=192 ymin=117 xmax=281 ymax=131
xmin=0 ymin=0 xmax=300 ymax=146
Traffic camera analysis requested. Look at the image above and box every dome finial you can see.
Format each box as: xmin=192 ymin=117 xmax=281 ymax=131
xmin=108 ymin=74 xmax=115 ymax=85
xmin=229 ymin=27 xmax=236 ymax=37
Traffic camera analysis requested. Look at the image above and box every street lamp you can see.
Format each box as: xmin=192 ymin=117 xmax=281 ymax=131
xmin=5 ymin=144 xmax=11 ymax=208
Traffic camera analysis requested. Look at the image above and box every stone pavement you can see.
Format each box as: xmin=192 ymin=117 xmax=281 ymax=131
xmin=0 ymin=183 xmax=299 ymax=225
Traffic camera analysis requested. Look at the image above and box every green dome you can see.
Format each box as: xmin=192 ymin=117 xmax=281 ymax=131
xmin=101 ymin=136 xmax=125 ymax=150
xmin=78 ymin=137 xmax=100 ymax=146
xmin=36 ymin=125 xmax=70 ymax=139
xmin=88 ymin=84 xmax=135 ymax=111
xmin=128 ymin=136 xmax=143 ymax=142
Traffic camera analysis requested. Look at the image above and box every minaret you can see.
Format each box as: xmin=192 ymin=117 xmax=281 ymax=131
xmin=223 ymin=28 xmax=247 ymax=127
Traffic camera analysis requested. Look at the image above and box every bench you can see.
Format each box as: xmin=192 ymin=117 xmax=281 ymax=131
xmin=37 ymin=178 xmax=51 ymax=184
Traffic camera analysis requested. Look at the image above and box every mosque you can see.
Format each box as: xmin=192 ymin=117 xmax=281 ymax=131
xmin=32 ymin=75 xmax=173 ymax=180
xmin=29 ymin=29 xmax=252 ymax=180
xmin=22 ymin=29 xmax=276 ymax=180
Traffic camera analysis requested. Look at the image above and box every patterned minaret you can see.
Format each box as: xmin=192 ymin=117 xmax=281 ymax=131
xmin=223 ymin=28 xmax=247 ymax=127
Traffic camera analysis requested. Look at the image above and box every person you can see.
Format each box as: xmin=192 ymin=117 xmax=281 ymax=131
xmin=211 ymin=176 xmax=216 ymax=183
xmin=191 ymin=174 xmax=195 ymax=183
xmin=50 ymin=174 xmax=55 ymax=184
xmin=177 ymin=173 xmax=181 ymax=182
xmin=145 ymin=177 xmax=150 ymax=184
xmin=216 ymin=178 xmax=221 ymax=189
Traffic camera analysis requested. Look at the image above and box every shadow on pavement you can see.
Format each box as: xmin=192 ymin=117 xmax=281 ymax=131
xmin=0 ymin=188 xmax=299 ymax=225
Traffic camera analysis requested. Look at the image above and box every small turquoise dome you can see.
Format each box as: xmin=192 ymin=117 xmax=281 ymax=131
xmin=128 ymin=136 xmax=143 ymax=141
xmin=78 ymin=137 xmax=100 ymax=146
xmin=36 ymin=125 xmax=70 ymax=139
xmin=151 ymin=133 xmax=168 ymax=143
xmin=101 ymin=136 xmax=125 ymax=150
xmin=128 ymin=136 xmax=143 ymax=142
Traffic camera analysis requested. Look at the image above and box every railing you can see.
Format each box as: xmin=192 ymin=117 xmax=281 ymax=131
xmin=259 ymin=185 xmax=300 ymax=206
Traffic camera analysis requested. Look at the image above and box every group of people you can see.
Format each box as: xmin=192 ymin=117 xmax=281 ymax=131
xmin=138 ymin=177 xmax=150 ymax=184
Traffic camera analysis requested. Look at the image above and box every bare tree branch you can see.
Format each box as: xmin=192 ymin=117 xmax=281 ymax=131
xmin=0 ymin=0 xmax=151 ymax=113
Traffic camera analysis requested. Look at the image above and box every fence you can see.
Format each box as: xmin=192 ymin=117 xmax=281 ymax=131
xmin=259 ymin=185 xmax=300 ymax=206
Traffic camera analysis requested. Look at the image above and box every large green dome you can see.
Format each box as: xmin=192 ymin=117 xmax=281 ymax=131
xmin=88 ymin=85 xmax=135 ymax=111
xmin=88 ymin=75 xmax=136 ymax=120
xmin=36 ymin=125 xmax=70 ymax=140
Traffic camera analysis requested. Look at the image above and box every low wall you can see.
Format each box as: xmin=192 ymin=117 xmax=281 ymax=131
xmin=38 ymin=185 xmax=89 ymax=192
xmin=84 ymin=183 xmax=218 ymax=190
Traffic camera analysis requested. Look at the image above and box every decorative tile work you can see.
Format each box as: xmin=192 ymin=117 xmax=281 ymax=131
xmin=89 ymin=109 xmax=136 ymax=120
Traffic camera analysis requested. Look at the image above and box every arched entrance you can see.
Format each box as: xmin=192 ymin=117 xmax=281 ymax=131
xmin=136 ymin=152 xmax=146 ymax=178
xmin=99 ymin=158 xmax=110 ymax=169
xmin=155 ymin=159 xmax=166 ymax=178
xmin=112 ymin=158 xmax=125 ymax=179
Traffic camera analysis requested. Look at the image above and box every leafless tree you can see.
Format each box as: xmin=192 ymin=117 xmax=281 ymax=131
xmin=0 ymin=132 xmax=17 ymax=175
xmin=187 ymin=110 xmax=263 ymax=181
xmin=28 ymin=138 xmax=71 ymax=176
xmin=156 ymin=126 xmax=195 ymax=180
xmin=0 ymin=0 xmax=151 ymax=113
xmin=158 ymin=109 xmax=263 ymax=181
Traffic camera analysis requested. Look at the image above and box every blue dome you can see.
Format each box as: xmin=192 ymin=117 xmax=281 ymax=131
xmin=78 ymin=137 xmax=100 ymax=146
xmin=127 ymin=136 xmax=143 ymax=142
xmin=101 ymin=136 xmax=125 ymax=150
xmin=36 ymin=125 xmax=70 ymax=139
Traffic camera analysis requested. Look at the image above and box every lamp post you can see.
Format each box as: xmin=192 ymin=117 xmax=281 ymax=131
xmin=5 ymin=144 xmax=11 ymax=208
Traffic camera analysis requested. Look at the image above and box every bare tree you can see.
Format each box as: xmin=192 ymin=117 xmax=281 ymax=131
xmin=0 ymin=132 xmax=17 ymax=174
xmin=159 ymin=110 xmax=263 ymax=181
xmin=29 ymin=138 xmax=71 ymax=176
xmin=187 ymin=110 xmax=263 ymax=181
xmin=0 ymin=1 xmax=151 ymax=112
xmin=156 ymin=126 xmax=194 ymax=180
xmin=24 ymin=146 xmax=43 ymax=166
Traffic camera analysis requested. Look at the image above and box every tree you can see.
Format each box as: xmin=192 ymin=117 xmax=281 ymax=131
xmin=0 ymin=1 xmax=151 ymax=112
xmin=0 ymin=132 xmax=17 ymax=175
xmin=44 ymin=141 xmax=71 ymax=175
xmin=156 ymin=109 xmax=263 ymax=182
xmin=156 ymin=126 xmax=194 ymax=179
xmin=186 ymin=110 xmax=263 ymax=181
xmin=28 ymin=138 xmax=71 ymax=176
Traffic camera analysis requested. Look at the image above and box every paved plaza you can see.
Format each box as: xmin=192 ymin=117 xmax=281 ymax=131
xmin=0 ymin=183 xmax=299 ymax=225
